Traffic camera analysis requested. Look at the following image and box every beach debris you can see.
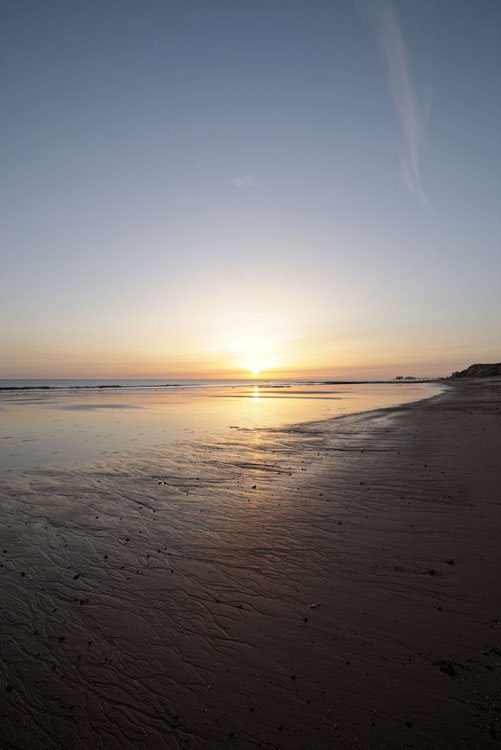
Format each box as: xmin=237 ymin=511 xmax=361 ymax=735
xmin=309 ymin=603 xmax=320 ymax=609
xmin=434 ymin=660 xmax=456 ymax=676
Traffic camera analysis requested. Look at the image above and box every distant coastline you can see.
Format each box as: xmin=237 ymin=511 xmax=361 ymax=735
xmin=450 ymin=362 xmax=501 ymax=378
xmin=3 ymin=362 xmax=500 ymax=392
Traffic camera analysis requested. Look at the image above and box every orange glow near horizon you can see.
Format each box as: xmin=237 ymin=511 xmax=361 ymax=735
xmin=0 ymin=256 xmax=485 ymax=381
xmin=0 ymin=353 xmax=455 ymax=381
xmin=0 ymin=298 xmax=466 ymax=381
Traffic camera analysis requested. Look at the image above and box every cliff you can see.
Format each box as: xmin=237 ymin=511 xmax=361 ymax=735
xmin=451 ymin=363 xmax=501 ymax=378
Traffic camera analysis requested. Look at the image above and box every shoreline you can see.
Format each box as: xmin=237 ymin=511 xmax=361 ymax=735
xmin=0 ymin=378 xmax=444 ymax=394
xmin=0 ymin=378 xmax=500 ymax=748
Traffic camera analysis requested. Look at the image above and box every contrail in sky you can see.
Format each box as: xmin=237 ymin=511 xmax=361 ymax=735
xmin=368 ymin=1 xmax=430 ymax=205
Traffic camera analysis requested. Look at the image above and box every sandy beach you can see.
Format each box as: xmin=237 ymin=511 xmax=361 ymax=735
xmin=0 ymin=378 xmax=500 ymax=749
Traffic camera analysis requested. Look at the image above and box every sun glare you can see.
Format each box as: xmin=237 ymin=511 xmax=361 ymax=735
xmin=250 ymin=365 xmax=261 ymax=376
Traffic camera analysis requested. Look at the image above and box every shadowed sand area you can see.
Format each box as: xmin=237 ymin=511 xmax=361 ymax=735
xmin=0 ymin=379 xmax=500 ymax=749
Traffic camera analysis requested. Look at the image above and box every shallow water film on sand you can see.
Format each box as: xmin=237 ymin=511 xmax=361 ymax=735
xmin=0 ymin=382 xmax=442 ymax=471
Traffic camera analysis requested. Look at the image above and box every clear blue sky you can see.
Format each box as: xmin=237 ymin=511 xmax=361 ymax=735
xmin=1 ymin=0 xmax=500 ymax=378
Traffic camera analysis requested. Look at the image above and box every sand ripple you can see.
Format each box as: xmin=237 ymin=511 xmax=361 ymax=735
xmin=1 ymin=383 xmax=501 ymax=748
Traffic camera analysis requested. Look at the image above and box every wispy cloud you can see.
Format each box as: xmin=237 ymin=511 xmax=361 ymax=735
xmin=232 ymin=173 xmax=258 ymax=189
xmin=365 ymin=1 xmax=430 ymax=205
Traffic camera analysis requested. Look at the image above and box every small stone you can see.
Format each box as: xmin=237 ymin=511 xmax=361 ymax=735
xmin=437 ymin=661 xmax=456 ymax=676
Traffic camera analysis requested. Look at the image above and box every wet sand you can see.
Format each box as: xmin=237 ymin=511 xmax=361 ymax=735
xmin=0 ymin=378 xmax=500 ymax=749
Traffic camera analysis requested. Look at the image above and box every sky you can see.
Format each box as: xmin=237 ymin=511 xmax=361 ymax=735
xmin=1 ymin=0 xmax=500 ymax=379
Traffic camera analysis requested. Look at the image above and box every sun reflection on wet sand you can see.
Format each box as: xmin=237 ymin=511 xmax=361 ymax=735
xmin=0 ymin=382 xmax=444 ymax=471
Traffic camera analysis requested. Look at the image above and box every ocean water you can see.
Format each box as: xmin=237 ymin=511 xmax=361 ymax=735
xmin=0 ymin=380 xmax=445 ymax=471
xmin=0 ymin=378 xmax=287 ymax=391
